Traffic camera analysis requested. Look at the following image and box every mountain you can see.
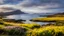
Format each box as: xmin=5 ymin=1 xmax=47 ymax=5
xmin=54 ymin=12 xmax=64 ymax=15
xmin=0 ymin=10 xmax=26 ymax=16
xmin=31 ymin=13 xmax=55 ymax=17
xmin=47 ymin=12 xmax=64 ymax=17
xmin=0 ymin=7 xmax=27 ymax=16
xmin=33 ymin=12 xmax=64 ymax=17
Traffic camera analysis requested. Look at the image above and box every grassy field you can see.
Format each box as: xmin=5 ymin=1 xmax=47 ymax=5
xmin=32 ymin=17 xmax=64 ymax=22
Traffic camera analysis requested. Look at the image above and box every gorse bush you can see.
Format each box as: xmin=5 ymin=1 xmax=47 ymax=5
xmin=26 ymin=26 xmax=64 ymax=36
xmin=0 ymin=25 xmax=6 ymax=35
xmin=3 ymin=24 xmax=13 ymax=26
xmin=55 ymin=21 xmax=64 ymax=26
xmin=0 ymin=25 xmax=5 ymax=29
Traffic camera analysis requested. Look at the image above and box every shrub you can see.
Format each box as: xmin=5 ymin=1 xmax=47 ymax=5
xmin=3 ymin=24 xmax=13 ymax=26
xmin=0 ymin=25 xmax=5 ymax=29
xmin=26 ymin=26 xmax=64 ymax=36
xmin=55 ymin=21 xmax=64 ymax=26
xmin=0 ymin=25 xmax=6 ymax=35
xmin=4 ymin=26 xmax=27 ymax=36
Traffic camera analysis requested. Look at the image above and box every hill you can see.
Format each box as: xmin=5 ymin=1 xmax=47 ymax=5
xmin=0 ymin=7 xmax=27 ymax=16
xmin=0 ymin=10 xmax=26 ymax=16
xmin=47 ymin=12 xmax=64 ymax=17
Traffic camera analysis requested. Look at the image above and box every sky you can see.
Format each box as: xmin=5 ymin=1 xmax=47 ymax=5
xmin=0 ymin=0 xmax=64 ymax=13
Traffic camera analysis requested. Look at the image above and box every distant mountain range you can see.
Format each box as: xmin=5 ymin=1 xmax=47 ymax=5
xmin=0 ymin=7 xmax=64 ymax=17
xmin=47 ymin=12 xmax=64 ymax=17
xmin=0 ymin=7 xmax=27 ymax=16
xmin=0 ymin=10 xmax=27 ymax=16
xmin=54 ymin=12 xmax=64 ymax=15
xmin=31 ymin=13 xmax=56 ymax=17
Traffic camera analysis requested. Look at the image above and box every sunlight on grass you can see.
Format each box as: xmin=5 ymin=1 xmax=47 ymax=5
xmin=0 ymin=25 xmax=5 ymax=29
xmin=32 ymin=17 xmax=64 ymax=21
xmin=20 ymin=24 xmax=40 ymax=29
xmin=26 ymin=26 xmax=64 ymax=36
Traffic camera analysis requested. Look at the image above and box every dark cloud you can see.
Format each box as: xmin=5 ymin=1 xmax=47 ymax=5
xmin=0 ymin=0 xmax=23 ymax=4
xmin=0 ymin=0 xmax=64 ymax=13
xmin=19 ymin=0 xmax=64 ymax=8
xmin=0 ymin=0 xmax=64 ymax=7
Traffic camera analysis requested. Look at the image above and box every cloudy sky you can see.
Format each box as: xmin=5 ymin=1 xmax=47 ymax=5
xmin=0 ymin=0 xmax=64 ymax=13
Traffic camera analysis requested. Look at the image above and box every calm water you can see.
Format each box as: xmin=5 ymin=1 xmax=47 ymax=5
xmin=6 ymin=14 xmax=39 ymax=20
xmin=6 ymin=14 xmax=54 ymax=25
xmin=22 ymin=20 xmax=55 ymax=25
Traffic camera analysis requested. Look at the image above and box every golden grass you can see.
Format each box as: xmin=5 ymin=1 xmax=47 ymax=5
xmin=20 ymin=24 xmax=40 ymax=29
xmin=32 ymin=17 xmax=64 ymax=21
xmin=3 ymin=22 xmax=21 ymax=26
xmin=0 ymin=25 xmax=5 ymax=29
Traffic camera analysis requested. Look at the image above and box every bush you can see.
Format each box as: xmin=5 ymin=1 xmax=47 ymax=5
xmin=4 ymin=26 xmax=27 ymax=36
xmin=55 ymin=21 xmax=64 ymax=26
xmin=0 ymin=25 xmax=5 ymax=29
xmin=26 ymin=26 xmax=64 ymax=36
xmin=3 ymin=24 xmax=13 ymax=26
xmin=0 ymin=25 xmax=6 ymax=35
